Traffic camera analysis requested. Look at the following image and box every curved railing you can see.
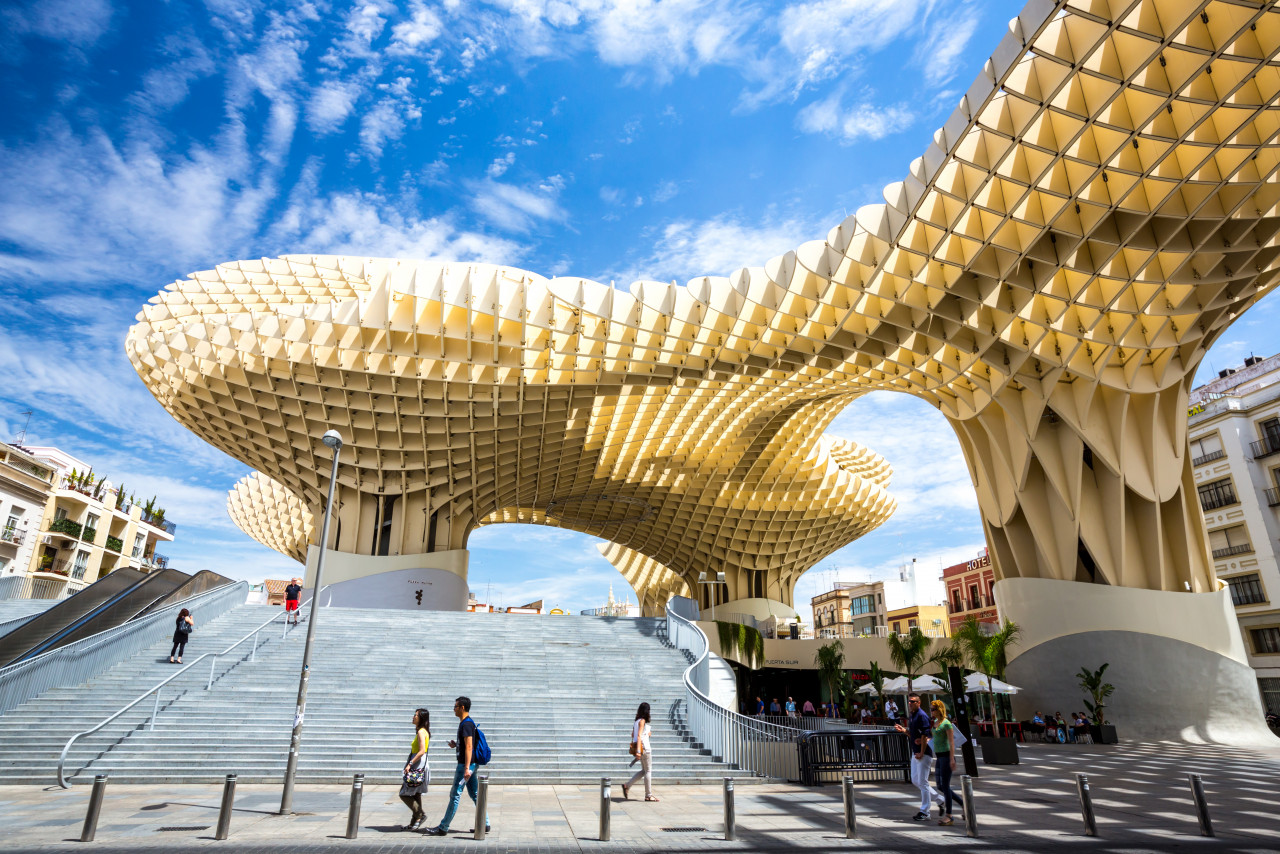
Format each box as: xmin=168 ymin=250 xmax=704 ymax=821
xmin=0 ymin=581 xmax=248 ymax=716
xmin=57 ymin=587 xmax=328 ymax=788
xmin=665 ymin=601 xmax=800 ymax=780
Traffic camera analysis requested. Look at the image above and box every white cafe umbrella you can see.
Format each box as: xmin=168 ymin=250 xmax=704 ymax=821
xmin=855 ymin=682 xmax=879 ymax=695
xmin=964 ymin=673 xmax=1021 ymax=695
xmin=903 ymin=674 xmax=949 ymax=694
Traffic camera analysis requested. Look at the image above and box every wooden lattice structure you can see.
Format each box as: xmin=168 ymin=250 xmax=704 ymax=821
xmin=130 ymin=0 xmax=1280 ymax=610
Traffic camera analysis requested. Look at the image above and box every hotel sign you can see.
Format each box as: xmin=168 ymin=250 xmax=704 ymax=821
xmin=966 ymin=554 xmax=991 ymax=571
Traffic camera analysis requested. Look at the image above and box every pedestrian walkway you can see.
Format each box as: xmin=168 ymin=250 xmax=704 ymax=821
xmin=1 ymin=741 xmax=1276 ymax=852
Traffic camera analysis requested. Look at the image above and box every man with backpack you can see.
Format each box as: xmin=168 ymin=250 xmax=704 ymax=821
xmin=425 ymin=696 xmax=489 ymax=836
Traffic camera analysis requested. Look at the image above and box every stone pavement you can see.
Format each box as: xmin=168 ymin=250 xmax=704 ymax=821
xmin=1 ymin=741 xmax=1277 ymax=853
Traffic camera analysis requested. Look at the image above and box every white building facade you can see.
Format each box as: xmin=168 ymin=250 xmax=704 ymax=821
xmin=1188 ymin=353 xmax=1280 ymax=717
xmin=0 ymin=442 xmax=57 ymax=583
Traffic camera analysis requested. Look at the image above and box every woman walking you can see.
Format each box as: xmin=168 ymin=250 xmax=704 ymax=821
xmin=399 ymin=708 xmax=431 ymax=830
xmin=169 ymin=608 xmax=193 ymax=663
xmin=622 ymin=702 xmax=658 ymax=801
xmin=929 ymin=699 xmax=961 ymax=825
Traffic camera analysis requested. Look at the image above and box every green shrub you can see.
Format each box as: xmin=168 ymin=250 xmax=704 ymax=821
xmin=715 ymin=620 xmax=764 ymax=668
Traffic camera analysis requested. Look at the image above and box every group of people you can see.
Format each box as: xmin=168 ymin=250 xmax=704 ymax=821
xmin=396 ymin=699 xmax=661 ymax=834
xmin=1030 ymin=710 xmax=1093 ymax=741
xmin=749 ymin=695 xmax=848 ymax=718
xmin=397 ymin=696 xmax=491 ymax=835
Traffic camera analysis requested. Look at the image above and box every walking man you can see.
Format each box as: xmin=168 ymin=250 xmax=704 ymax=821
xmin=425 ymin=696 xmax=489 ymax=836
xmin=284 ymin=577 xmax=302 ymax=625
xmin=895 ymin=693 xmax=944 ymax=821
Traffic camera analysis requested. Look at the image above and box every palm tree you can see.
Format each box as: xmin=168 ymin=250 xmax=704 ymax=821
xmin=814 ymin=639 xmax=845 ymax=710
xmin=886 ymin=626 xmax=933 ymax=698
xmin=955 ymin=616 xmax=1021 ymax=723
xmin=868 ymin=660 xmax=887 ymax=716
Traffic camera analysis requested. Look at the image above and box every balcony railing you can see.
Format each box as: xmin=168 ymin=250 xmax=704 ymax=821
xmin=1192 ymin=449 xmax=1226 ymax=467
xmin=141 ymin=513 xmax=177 ymax=536
xmin=0 ymin=527 xmax=24 ymax=547
xmin=1199 ymin=489 xmax=1238 ymax=511
xmin=144 ymin=553 xmax=170 ymax=570
xmin=105 ymin=535 xmax=123 ymax=554
xmin=948 ymin=595 xmax=995 ymax=613
xmin=1251 ymin=434 xmax=1280 ymax=460
xmin=36 ymin=558 xmax=71 ymax=577
xmin=1212 ymin=543 xmax=1252 ymax=559
xmin=1266 ymin=487 xmax=1280 ymax=507
xmin=48 ymin=518 xmax=83 ymax=539
xmin=81 ymin=527 xmax=98 ymax=544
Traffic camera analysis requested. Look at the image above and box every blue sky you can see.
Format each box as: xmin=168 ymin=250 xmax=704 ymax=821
xmin=1 ymin=0 xmax=1277 ymax=619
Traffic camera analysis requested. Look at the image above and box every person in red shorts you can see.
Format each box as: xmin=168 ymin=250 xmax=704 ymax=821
xmin=284 ymin=577 xmax=302 ymax=624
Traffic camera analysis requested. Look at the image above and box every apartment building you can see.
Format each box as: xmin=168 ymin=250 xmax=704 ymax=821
xmin=943 ymin=550 xmax=999 ymax=635
xmin=811 ymin=580 xmax=886 ymax=638
xmin=1187 ymin=353 xmax=1280 ymax=716
xmin=12 ymin=446 xmax=178 ymax=597
xmin=886 ymin=604 xmax=951 ymax=638
xmin=0 ymin=442 xmax=57 ymax=582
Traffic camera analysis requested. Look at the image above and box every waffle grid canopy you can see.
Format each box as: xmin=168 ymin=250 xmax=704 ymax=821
xmin=130 ymin=0 xmax=1280 ymax=610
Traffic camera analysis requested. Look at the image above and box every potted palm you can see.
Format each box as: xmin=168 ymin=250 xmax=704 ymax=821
xmin=956 ymin=615 xmax=1022 ymax=764
xmin=1076 ymin=663 xmax=1117 ymax=744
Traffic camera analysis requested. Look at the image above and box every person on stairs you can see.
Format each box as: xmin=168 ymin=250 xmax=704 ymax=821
xmin=400 ymin=708 xmax=431 ymax=830
xmin=424 ymin=696 xmax=489 ymax=836
xmin=284 ymin=577 xmax=302 ymax=625
xmin=169 ymin=608 xmax=193 ymax=663
xmin=623 ymin=702 xmax=659 ymax=801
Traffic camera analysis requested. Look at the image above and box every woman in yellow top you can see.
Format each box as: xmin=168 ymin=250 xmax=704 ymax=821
xmin=400 ymin=708 xmax=431 ymax=830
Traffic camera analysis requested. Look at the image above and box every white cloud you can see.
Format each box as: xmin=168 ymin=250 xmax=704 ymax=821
xmin=652 ymin=180 xmax=679 ymax=203
xmin=607 ymin=210 xmax=826 ymax=284
xmin=390 ymin=2 xmax=445 ymax=55
xmin=468 ymin=177 xmax=567 ymax=232
xmin=3 ymin=0 xmax=113 ymax=48
xmin=918 ymin=7 xmax=980 ymax=86
xmin=486 ymin=151 xmax=516 ymax=178
xmin=359 ymin=100 xmax=406 ymax=157
xmin=796 ymin=89 xmax=914 ymax=143
xmin=308 ymin=79 xmax=364 ymax=133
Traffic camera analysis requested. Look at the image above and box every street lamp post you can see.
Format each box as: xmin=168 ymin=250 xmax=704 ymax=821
xmin=697 ymin=571 xmax=727 ymax=621
xmin=280 ymin=429 xmax=342 ymax=815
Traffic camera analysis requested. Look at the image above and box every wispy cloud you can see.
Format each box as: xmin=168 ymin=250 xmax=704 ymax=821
xmin=796 ymin=89 xmax=915 ymax=143
xmin=468 ymin=176 xmax=567 ymax=233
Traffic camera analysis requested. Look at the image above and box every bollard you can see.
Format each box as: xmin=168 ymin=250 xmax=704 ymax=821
xmin=1188 ymin=773 xmax=1214 ymax=837
xmin=344 ymin=773 xmax=364 ymax=839
xmin=723 ymin=777 xmax=736 ymax=841
xmin=599 ymin=777 xmax=611 ymax=842
xmin=961 ymin=775 xmax=978 ymax=838
xmin=215 ymin=773 xmax=237 ymax=840
xmin=80 ymin=774 xmax=108 ymax=842
xmin=1075 ymin=773 xmax=1097 ymax=837
xmin=842 ymin=775 xmax=856 ymax=838
xmin=474 ymin=775 xmax=489 ymax=840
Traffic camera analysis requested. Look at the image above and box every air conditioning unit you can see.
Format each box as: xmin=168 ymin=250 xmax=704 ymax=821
xmin=41 ymin=534 xmax=52 ymax=545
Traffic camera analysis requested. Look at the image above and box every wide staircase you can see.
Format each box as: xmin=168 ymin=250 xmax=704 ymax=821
xmin=0 ymin=603 xmax=755 ymax=785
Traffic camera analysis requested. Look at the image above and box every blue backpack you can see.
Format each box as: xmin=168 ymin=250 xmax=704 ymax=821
xmin=472 ymin=722 xmax=491 ymax=765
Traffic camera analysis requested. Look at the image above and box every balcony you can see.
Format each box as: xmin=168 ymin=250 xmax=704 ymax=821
xmin=1192 ymin=449 xmax=1226 ymax=467
xmin=35 ymin=558 xmax=71 ymax=577
xmin=143 ymin=552 xmax=170 ymax=570
xmin=105 ymin=535 xmax=124 ymax=553
xmin=1266 ymin=487 xmax=1280 ymax=507
xmin=141 ymin=512 xmax=177 ymax=536
xmin=1212 ymin=543 xmax=1252 ymax=559
xmin=1250 ymin=434 xmax=1280 ymax=460
xmin=0 ymin=526 xmax=24 ymax=547
xmin=48 ymin=518 xmax=83 ymax=539
xmin=1199 ymin=489 xmax=1238 ymax=511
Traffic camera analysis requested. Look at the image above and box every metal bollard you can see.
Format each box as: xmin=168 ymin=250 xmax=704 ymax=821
xmin=723 ymin=777 xmax=736 ymax=841
xmin=80 ymin=774 xmax=108 ymax=842
xmin=345 ymin=774 xmax=364 ymax=839
xmin=961 ymin=775 xmax=978 ymax=838
xmin=1075 ymin=773 xmax=1097 ymax=837
xmin=843 ymin=775 xmax=856 ymax=838
xmin=1188 ymin=773 xmax=1214 ymax=837
xmin=215 ymin=774 xmax=237 ymax=840
xmin=474 ymin=775 xmax=489 ymax=840
xmin=599 ymin=777 xmax=611 ymax=841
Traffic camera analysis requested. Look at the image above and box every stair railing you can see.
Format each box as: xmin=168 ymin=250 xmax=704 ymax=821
xmin=665 ymin=599 xmax=799 ymax=780
xmin=0 ymin=581 xmax=248 ymax=717
xmin=57 ymin=587 xmax=328 ymax=788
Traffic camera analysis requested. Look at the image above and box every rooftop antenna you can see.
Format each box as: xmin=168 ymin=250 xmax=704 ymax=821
xmin=13 ymin=410 xmax=33 ymax=445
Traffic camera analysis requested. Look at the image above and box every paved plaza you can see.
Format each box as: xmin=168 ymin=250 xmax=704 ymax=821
xmin=1 ymin=741 xmax=1277 ymax=853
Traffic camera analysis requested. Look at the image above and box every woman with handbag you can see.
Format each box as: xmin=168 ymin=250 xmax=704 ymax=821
xmin=400 ymin=708 xmax=431 ymax=830
xmin=169 ymin=608 xmax=193 ymax=663
xmin=622 ymin=702 xmax=658 ymax=801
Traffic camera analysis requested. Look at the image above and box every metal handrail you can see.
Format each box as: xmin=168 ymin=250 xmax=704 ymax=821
xmin=665 ymin=601 xmax=799 ymax=780
xmin=57 ymin=586 xmax=328 ymax=788
xmin=0 ymin=581 xmax=248 ymax=715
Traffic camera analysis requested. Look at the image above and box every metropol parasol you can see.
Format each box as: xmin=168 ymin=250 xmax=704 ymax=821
xmin=128 ymin=0 xmax=1279 ymax=738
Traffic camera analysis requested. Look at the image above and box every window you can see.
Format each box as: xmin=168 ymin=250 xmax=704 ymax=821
xmin=1260 ymin=677 xmax=1280 ymax=715
xmin=132 ymin=534 xmax=145 ymax=558
xmin=1209 ymin=525 xmax=1252 ymax=559
xmin=1198 ymin=478 xmax=1237 ymax=510
xmin=1225 ymin=574 xmax=1267 ymax=606
xmin=908 ymin=619 xmax=918 ymax=629
xmin=951 ymin=590 xmax=962 ymax=612
xmin=1254 ymin=418 xmax=1280 ymax=459
xmin=3 ymin=512 xmax=20 ymax=539
xmin=84 ymin=513 xmax=100 ymax=542
xmin=54 ymin=506 xmax=68 ymax=522
xmin=1251 ymin=627 xmax=1280 ymax=655
xmin=1191 ymin=434 xmax=1225 ymax=466
xmin=968 ymin=584 xmax=979 ymax=608
xmin=71 ymin=550 xmax=90 ymax=580
xmin=892 ymin=621 xmax=901 ymax=633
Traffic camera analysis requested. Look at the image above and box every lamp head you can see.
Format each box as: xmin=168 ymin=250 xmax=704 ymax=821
xmin=698 ymin=571 xmax=708 ymax=583
xmin=715 ymin=571 xmax=726 ymax=584
xmin=321 ymin=430 xmax=343 ymax=450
